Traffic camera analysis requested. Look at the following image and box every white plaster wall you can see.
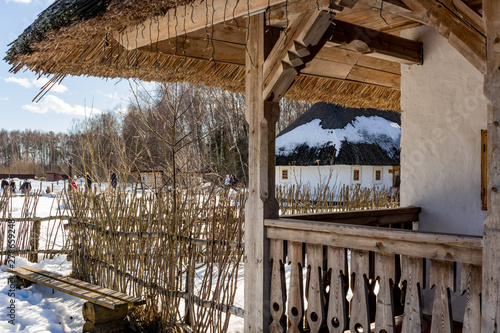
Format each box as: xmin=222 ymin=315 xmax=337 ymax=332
xmin=275 ymin=165 xmax=394 ymax=189
xmin=400 ymin=26 xmax=487 ymax=236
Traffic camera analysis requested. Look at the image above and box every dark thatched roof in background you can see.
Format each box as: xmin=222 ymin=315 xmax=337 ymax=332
xmin=276 ymin=103 xmax=400 ymax=166
xmin=4 ymin=0 xmax=401 ymax=110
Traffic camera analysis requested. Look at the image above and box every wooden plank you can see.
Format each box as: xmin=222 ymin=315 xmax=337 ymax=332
xmin=400 ymin=256 xmax=424 ymax=333
xmin=138 ymin=36 xmax=246 ymax=65
xmin=429 ymin=259 xmax=454 ymax=333
xmin=287 ymin=241 xmax=304 ymax=333
xmin=350 ymin=249 xmax=371 ymax=333
xmin=244 ymin=12 xmax=279 ymax=332
xmin=265 ymin=218 xmax=482 ymax=265
xmin=7 ymin=267 xmax=127 ymax=309
xmin=19 ymin=266 xmax=144 ymax=305
xmin=481 ymin=129 xmax=488 ymax=210
xmin=357 ymin=54 xmax=401 ymax=74
xmin=270 ymin=239 xmax=287 ymax=333
xmin=482 ymin=1 xmax=500 ymax=330
xmin=439 ymin=0 xmax=485 ymax=35
xmin=375 ymin=253 xmax=396 ymax=333
xmin=305 ymin=244 xmax=323 ymax=332
xmin=326 ymin=247 xmax=348 ymax=333
xmin=460 ymin=264 xmax=481 ymax=332
xmin=284 ymin=207 xmax=421 ymax=223
xmin=326 ymin=19 xmax=423 ymax=65
xmin=347 ymin=65 xmax=400 ymax=89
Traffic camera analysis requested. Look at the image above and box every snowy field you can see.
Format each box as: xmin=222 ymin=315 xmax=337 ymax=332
xmin=0 ymin=179 xmax=246 ymax=333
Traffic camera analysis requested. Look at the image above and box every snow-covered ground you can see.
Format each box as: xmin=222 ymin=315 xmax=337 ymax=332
xmin=0 ymin=255 xmax=84 ymax=333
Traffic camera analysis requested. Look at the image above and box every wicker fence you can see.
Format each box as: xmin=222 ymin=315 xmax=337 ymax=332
xmin=66 ymin=187 xmax=245 ymax=332
xmin=1 ymin=183 xmax=400 ymax=331
xmin=0 ymin=192 xmax=71 ymax=264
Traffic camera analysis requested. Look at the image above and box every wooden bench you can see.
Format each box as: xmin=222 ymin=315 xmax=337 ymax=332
xmin=7 ymin=266 xmax=145 ymax=333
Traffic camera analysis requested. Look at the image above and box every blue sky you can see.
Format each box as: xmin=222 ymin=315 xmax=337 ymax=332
xmin=0 ymin=0 xmax=154 ymax=133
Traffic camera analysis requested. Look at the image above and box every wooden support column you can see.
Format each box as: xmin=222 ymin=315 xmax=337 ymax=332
xmin=245 ymin=12 xmax=280 ymax=333
xmin=483 ymin=1 xmax=500 ymax=332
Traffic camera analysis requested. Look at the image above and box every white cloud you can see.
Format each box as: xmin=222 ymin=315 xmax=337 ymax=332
xmin=5 ymin=77 xmax=67 ymax=93
xmin=32 ymin=78 xmax=68 ymax=93
xmin=0 ymin=97 xmax=9 ymax=101
xmin=6 ymin=0 xmax=32 ymax=3
xmin=5 ymin=77 xmax=31 ymax=88
xmin=22 ymin=95 xmax=102 ymax=116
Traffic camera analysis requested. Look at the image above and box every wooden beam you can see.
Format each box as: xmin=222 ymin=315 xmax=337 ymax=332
xmin=244 ymin=12 xmax=279 ymax=333
xmin=115 ymin=0 xmax=338 ymax=51
xmin=437 ymin=0 xmax=485 ymax=35
xmin=263 ymin=10 xmax=333 ymax=102
xmin=326 ymin=19 xmax=423 ymax=64
xmin=137 ymin=37 xmax=246 ymax=65
xmin=482 ymin=1 xmax=500 ymax=332
xmin=137 ymin=37 xmax=401 ymax=88
xmin=266 ymin=218 xmax=483 ymax=265
xmin=358 ymin=0 xmax=423 ymax=21
xmin=401 ymin=0 xmax=486 ymax=74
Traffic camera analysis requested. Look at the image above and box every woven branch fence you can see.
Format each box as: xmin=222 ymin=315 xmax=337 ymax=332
xmin=276 ymin=183 xmax=400 ymax=215
xmin=1 ymin=183 xmax=399 ymax=332
xmin=0 ymin=192 xmax=71 ymax=264
xmin=66 ymin=186 xmax=245 ymax=332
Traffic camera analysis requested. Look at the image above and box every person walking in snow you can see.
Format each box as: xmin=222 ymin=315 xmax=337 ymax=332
xmin=110 ymin=171 xmax=118 ymax=189
xmin=1 ymin=179 xmax=8 ymax=191
xmin=71 ymin=176 xmax=79 ymax=191
xmin=9 ymin=180 xmax=16 ymax=193
xmin=86 ymin=172 xmax=92 ymax=191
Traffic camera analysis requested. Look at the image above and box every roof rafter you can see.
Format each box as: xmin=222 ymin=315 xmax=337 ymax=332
xmin=134 ymin=16 xmax=423 ymax=90
xmin=115 ymin=0 xmax=335 ymax=51
xmin=399 ymin=0 xmax=486 ymax=73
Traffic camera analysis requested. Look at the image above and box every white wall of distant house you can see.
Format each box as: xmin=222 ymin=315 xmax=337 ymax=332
xmin=275 ymin=165 xmax=395 ymax=189
xmin=400 ymin=26 xmax=487 ymax=236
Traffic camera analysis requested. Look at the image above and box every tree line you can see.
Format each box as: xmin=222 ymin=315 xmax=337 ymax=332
xmin=1 ymin=82 xmax=309 ymax=185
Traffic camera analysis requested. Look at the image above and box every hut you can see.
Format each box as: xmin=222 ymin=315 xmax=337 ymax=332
xmin=5 ymin=0 xmax=498 ymax=332
xmin=131 ymin=168 xmax=164 ymax=189
xmin=275 ymin=102 xmax=400 ymax=189
xmin=45 ymin=172 xmax=65 ymax=182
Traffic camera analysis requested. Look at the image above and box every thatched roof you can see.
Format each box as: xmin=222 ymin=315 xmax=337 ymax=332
xmin=276 ymin=102 xmax=400 ymax=166
xmin=5 ymin=0 xmax=401 ymax=110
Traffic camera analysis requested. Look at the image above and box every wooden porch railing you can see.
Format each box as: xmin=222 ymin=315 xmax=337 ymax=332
xmin=265 ymin=208 xmax=482 ymax=333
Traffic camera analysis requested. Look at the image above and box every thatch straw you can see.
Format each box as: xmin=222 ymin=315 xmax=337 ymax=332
xmin=5 ymin=0 xmax=401 ymax=111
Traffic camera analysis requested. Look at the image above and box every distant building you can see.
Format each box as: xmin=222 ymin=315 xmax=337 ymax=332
xmin=0 ymin=173 xmax=35 ymax=180
xmin=132 ymin=169 xmax=164 ymax=189
xmin=275 ymin=102 xmax=401 ymax=189
xmin=45 ymin=172 xmax=66 ymax=182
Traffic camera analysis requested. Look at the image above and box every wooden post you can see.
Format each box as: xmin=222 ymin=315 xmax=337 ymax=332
xmin=245 ymin=12 xmax=280 ymax=333
xmin=29 ymin=220 xmax=41 ymax=263
xmin=483 ymin=2 xmax=500 ymax=331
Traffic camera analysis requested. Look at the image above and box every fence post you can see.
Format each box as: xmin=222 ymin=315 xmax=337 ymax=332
xmin=29 ymin=220 xmax=41 ymax=262
xmin=184 ymin=247 xmax=196 ymax=326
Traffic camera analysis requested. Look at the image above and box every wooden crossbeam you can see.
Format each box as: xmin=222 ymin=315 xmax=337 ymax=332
xmin=326 ymin=19 xmax=423 ymax=64
xmin=400 ymin=0 xmax=486 ymax=73
xmin=136 ymin=15 xmax=415 ymax=89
